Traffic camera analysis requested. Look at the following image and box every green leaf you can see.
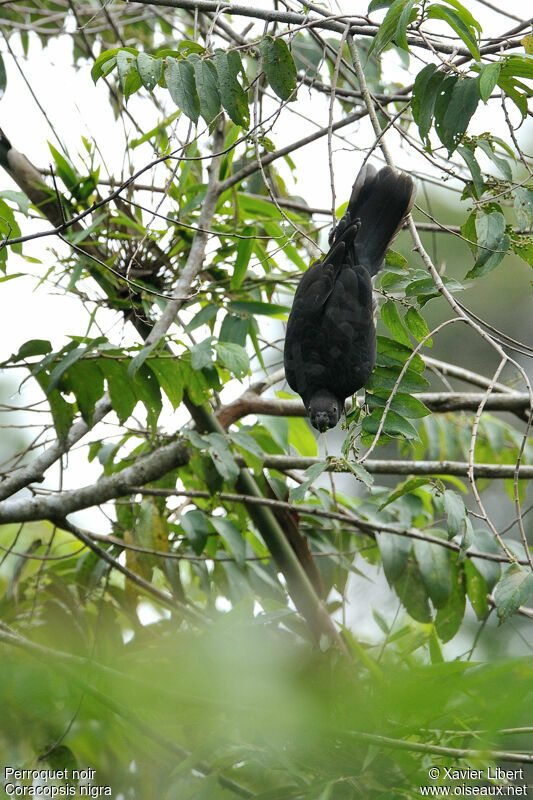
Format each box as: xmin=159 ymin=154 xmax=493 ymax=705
xmin=231 ymin=227 xmax=255 ymax=289
xmin=427 ymin=4 xmax=480 ymax=60
xmin=458 ymin=145 xmax=484 ymax=198
xmin=470 ymin=529 xmax=500 ymax=591
xmin=12 ymin=339 xmax=52 ymax=362
xmin=47 ymin=347 xmax=86 ymax=394
xmin=219 ymin=314 xmax=249 ymax=346
xmin=1 ymin=189 xmax=31 ymax=216
xmin=377 ymin=530 xmax=411 ymax=582
xmin=227 ymin=301 xmax=290 ymax=317
xmin=464 ymin=559 xmax=489 ymax=620
xmin=413 ymin=532 xmax=453 ymax=609
xmin=493 ymin=563 xmax=533 ymax=622
xmin=385 ymin=249 xmax=407 ymax=268
xmin=393 ymin=559 xmax=432 ymax=622
xmin=211 ymin=517 xmax=245 ymax=566
xmin=183 ymin=360 xmax=210 ymax=405
xmin=213 ymin=49 xmax=250 ymax=128
xmin=215 ymin=342 xmax=250 ymax=379
xmin=289 ymin=461 xmax=327 ymax=502
xmin=116 ymin=49 xmax=136 ymax=94
xmin=66 ymin=360 xmax=105 ymax=425
xmin=379 ymin=476 xmax=433 ymax=509
xmin=404 ymin=307 xmax=432 ymax=345
xmin=478 ymin=61 xmax=501 ymax=102
xmin=262 ymin=416 xmax=289 ymax=452
xmin=497 ymin=75 xmax=528 ymax=120
xmin=475 ymin=138 xmax=512 ymax=181
xmin=181 ymin=510 xmax=208 ymax=554
xmin=0 ymin=272 xmax=24 ymax=283
xmin=511 ymin=239 xmax=533 ymax=267
xmin=35 ymin=373 xmax=74 ymax=441
xmin=177 ymin=40 xmax=206 ymax=56
xmin=466 ymin=210 xmax=510 ymax=279
xmin=206 ymin=433 xmax=239 ymax=487
xmin=369 ymin=0 xmax=394 ymax=10
xmin=513 ymin=187 xmax=533 ymax=230
xmin=185 ymin=304 xmax=219 ymax=333
xmin=192 ymin=56 xmax=221 ymax=123
xmin=395 ymin=0 xmax=419 ymax=50
xmin=48 ymin=144 xmax=78 ymax=193
xmin=132 ymin=365 xmax=162 ymax=429
xmin=376 ymin=336 xmax=425 ymax=372
xmin=500 ymin=54 xmax=533 ymax=81
xmin=127 ymin=340 xmax=159 ymax=377
xmin=165 ymin=57 xmax=200 ymax=123
xmin=411 ymin=63 xmax=444 ymax=145
xmin=404 ymin=274 xmax=464 ymax=303
xmin=362 ymin=407 xmax=420 ymax=440
xmin=190 ymin=337 xmax=214 ymax=370
xmin=0 ymin=53 xmax=6 ymax=98
xmin=435 ymin=77 xmax=479 ymax=155
xmin=380 ymin=301 xmax=410 ymax=346
xmin=258 ymin=35 xmax=297 ymax=101
xmin=443 ymin=490 xmax=467 ymax=539
xmin=91 ymin=48 xmax=126 ymax=82
xmin=136 ymin=52 xmax=162 ymax=91
xmin=366 ymin=366 xmax=430 ymax=393
xmin=345 ymin=460 xmax=373 ymax=487
xmin=434 ymin=564 xmax=466 ymax=642
xmin=230 ymin=430 xmax=264 ymax=473
xmin=369 ymin=0 xmax=417 ymax=57
xmin=522 ymin=35 xmax=533 ymax=56
xmin=149 ymin=357 xmax=184 ymax=410
xmin=367 ymin=391 xmax=429 ymax=419
xmin=440 ymin=0 xmax=481 ymax=33
xmin=99 ymin=359 xmax=137 ymax=424
xmin=287 ymin=416 xmax=317 ymax=457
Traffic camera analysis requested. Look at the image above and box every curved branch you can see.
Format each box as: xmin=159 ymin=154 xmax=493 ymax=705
xmin=0 ymin=438 xmax=190 ymax=523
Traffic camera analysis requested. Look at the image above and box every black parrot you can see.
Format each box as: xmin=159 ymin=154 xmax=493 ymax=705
xmin=284 ymin=163 xmax=416 ymax=432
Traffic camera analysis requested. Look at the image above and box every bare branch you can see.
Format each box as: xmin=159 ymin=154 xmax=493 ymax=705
xmin=0 ymin=396 xmax=112 ymax=502
xmin=0 ymin=438 xmax=190 ymax=523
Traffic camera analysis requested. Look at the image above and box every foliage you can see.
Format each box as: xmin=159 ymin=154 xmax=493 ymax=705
xmin=0 ymin=0 xmax=532 ymax=796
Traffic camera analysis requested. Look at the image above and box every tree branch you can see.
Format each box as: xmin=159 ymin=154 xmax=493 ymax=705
xmin=234 ymin=456 xmax=533 ymax=479
xmin=184 ymin=398 xmax=348 ymax=651
xmin=142 ymin=121 xmax=226 ymax=348
xmin=121 ymin=0 xmax=471 ymax=55
xmin=348 ymin=730 xmax=533 ymax=766
xmin=128 ymin=486 xmax=531 ymax=567
xmin=0 ymin=438 xmax=189 ymax=523
xmin=0 ymin=396 xmax=112 ymax=501
xmin=217 ymin=391 xmax=532 ymax=428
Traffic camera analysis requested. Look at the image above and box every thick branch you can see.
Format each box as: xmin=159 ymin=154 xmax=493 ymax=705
xmin=234 ymin=456 xmax=533 ymax=479
xmin=142 ymin=122 xmax=225 ymax=347
xmin=122 ymin=0 xmax=470 ymax=55
xmin=0 ymin=438 xmax=190 ymax=523
xmin=217 ymin=391 xmax=532 ymax=428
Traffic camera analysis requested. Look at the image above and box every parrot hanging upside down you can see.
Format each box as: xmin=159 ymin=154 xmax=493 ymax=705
xmin=283 ymin=163 xmax=416 ymax=432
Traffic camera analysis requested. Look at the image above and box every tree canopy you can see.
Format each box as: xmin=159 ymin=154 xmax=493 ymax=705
xmin=1 ymin=1 xmax=533 ymax=797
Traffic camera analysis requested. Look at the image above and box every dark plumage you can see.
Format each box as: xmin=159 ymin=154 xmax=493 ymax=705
xmin=284 ymin=163 xmax=416 ymax=432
